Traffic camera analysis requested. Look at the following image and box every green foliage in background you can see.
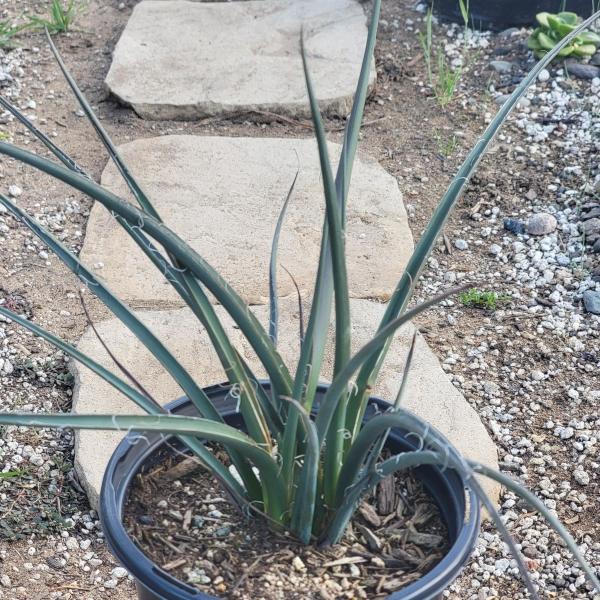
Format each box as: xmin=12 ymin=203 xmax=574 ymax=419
xmin=528 ymin=11 xmax=600 ymax=58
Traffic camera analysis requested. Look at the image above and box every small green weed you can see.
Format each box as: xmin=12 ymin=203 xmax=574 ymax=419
xmin=459 ymin=288 xmax=510 ymax=310
xmin=30 ymin=0 xmax=77 ymax=35
xmin=435 ymin=131 xmax=459 ymax=158
xmin=419 ymin=8 xmax=464 ymax=108
xmin=0 ymin=469 xmax=26 ymax=479
xmin=0 ymin=20 xmax=31 ymax=48
xmin=0 ymin=131 xmax=10 ymax=142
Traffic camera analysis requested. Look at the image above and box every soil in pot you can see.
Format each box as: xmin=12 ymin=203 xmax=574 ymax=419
xmin=123 ymin=446 xmax=450 ymax=600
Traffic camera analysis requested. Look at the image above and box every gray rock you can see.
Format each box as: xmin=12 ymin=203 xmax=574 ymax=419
xmin=526 ymin=213 xmax=557 ymax=236
xmin=538 ymin=69 xmax=550 ymax=82
xmin=112 ymin=567 xmax=128 ymax=579
xmin=581 ymin=217 xmax=600 ymax=236
xmin=454 ymin=239 xmax=469 ymax=250
xmin=583 ymin=290 xmax=600 ymax=315
xmin=573 ymin=468 xmax=590 ymax=486
xmin=105 ymin=0 xmax=375 ymax=119
xmin=489 ymin=60 xmax=513 ymax=74
xmin=81 ymin=136 xmax=412 ymax=306
xmin=565 ymin=61 xmax=600 ymax=80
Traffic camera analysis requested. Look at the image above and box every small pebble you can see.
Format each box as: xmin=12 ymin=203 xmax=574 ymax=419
xmin=526 ymin=213 xmax=557 ymax=236
xmin=8 ymin=185 xmax=22 ymax=198
xmin=538 ymin=68 xmax=550 ymax=82
xmin=504 ymin=217 xmax=525 ymax=235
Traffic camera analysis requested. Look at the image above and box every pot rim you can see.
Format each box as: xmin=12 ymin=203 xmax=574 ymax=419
xmin=100 ymin=382 xmax=481 ymax=600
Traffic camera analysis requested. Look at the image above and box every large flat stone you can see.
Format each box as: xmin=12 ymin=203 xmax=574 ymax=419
xmin=105 ymin=0 xmax=375 ymax=120
xmin=80 ymin=136 xmax=412 ymax=308
xmin=72 ymin=298 xmax=499 ymax=510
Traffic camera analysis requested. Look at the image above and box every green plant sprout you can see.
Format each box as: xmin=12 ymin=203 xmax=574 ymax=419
xmin=459 ymin=288 xmax=510 ymax=310
xmin=528 ymin=11 xmax=600 ymax=58
xmin=0 ymin=19 xmax=32 ymax=48
xmin=30 ymin=0 xmax=78 ymax=35
xmin=435 ymin=130 xmax=459 ymax=158
xmin=419 ymin=7 xmax=465 ymax=108
xmin=0 ymin=7 xmax=598 ymax=598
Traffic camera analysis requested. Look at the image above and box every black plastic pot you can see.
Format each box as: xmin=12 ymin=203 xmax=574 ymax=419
xmin=100 ymin=383 xmax=480 ymax=600
xmin=433 ymin=0 xmax=600 ymax=31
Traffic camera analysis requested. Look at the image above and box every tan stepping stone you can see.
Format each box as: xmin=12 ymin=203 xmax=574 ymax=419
xmin=72 ymin=298 xmax=500 ymax=510
xmin=80 ymin=135 xmax=412 ymax=308
xmin=105 ymin=0 xmax=375 ymax=120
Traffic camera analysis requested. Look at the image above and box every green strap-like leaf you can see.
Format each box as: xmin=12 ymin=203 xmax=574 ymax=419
xmin=300 ymin=32 xmax=351 ymax=504
xmin=284 ymin=398 xmax=319 ymax=543
xmin=326 ymin=447 xmax=541 ymax=599
xmin=0 ymin=193 xmax=223 ymax=424
xmin=0 ymin=412 xmax=287 ymax=521
xmin=45 ymin=30 xmax=155 ymax=216
xmin=346 ymin=8 xmax=600 ymax=443
xmin=269 ymin=169 xmax=299 ymax=347
xmin=0 ymin=96 xmax=86 ymax=175
xmin=470 ymin=461 xmax=600 ymax=593
xmin=358 ymin=330 xmax=418 ymax=478
xmin=0 ymin=305 xmax=245 ymax=501
xmin=315 ymin=287 xmax=466 ymax=446
xmin=0 ymin=143 xmax=293 ymax=403
xmin=1 ymin=51 xmax=275 ymax=457
xmin=283 ymin=0 xmax=381 ymax=491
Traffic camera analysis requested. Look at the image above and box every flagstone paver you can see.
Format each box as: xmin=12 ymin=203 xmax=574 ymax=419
xmin=105 ymin=0 xmax=376 ymax=120
xmin=80 ymin=135 xmax=412 ymax=307
xmin=72 ymin=299 xmax=500 ymax=510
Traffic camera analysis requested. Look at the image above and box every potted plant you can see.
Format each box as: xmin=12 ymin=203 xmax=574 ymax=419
xmin=433 ymin=0 xmax=599 ymax=31
xmin=0 ymin=5 xmax=598 ymax=599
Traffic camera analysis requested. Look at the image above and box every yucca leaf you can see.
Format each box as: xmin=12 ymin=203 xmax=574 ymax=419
xmin=0 ymin=412 xmax=286 ymax=521
xmin=345 ymin=8 xmax=600 ymax=444
xmin=466 ymin=476 xmax=541 ymax=600
xmin=323 ymin=449 xmax=443 ymax=545
xmin=0 ymin=142 xmax=293 ymax=402
xmin=285 ymin=398 xmax=319 ymax=543
xmin=322 ymin=417 xmax=541 ymax=600
xmin=44 ymin=30 xmax=154 ymax=214
xmin=300 ymin=34 xmax=350 ymax=376
xmin=300 ymin=31 xmax=351 ymax=504
xmin=356 ymin=330 xmax=418 ymax=484
xmin=0 ymin=304 xmax=246 ymax=501
xmin=327 ymin=408 xmax=549 ymax=598
xmin=470 ymin=461 xmax=600 ymax=593
xmin=282 ymin=0 xmax=382 ymax=500
xmin=0 ymin=96 xmax=85 ymax=175
xmin=315 ymin=286 xmax=467 ymax=446
xmin=269 ymin=169 xmax=299 ymax=346
xmin=0 ymin=193 xmax=223 ymax=423
xmin=281 ymin=265 xmax=305 ymax=346
xmin=12 ymin=43 xmax=275 ymax=454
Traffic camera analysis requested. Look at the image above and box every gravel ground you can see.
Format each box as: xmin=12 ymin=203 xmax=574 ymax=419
xmin=0 ymin=1 xmax=598 ymax=599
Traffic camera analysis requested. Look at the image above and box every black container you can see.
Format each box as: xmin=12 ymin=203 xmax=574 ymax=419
xmin=433 ymin=0 xmax=600 ymax=31
xmin=101 ymin=383 xmax=480 ymax=600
